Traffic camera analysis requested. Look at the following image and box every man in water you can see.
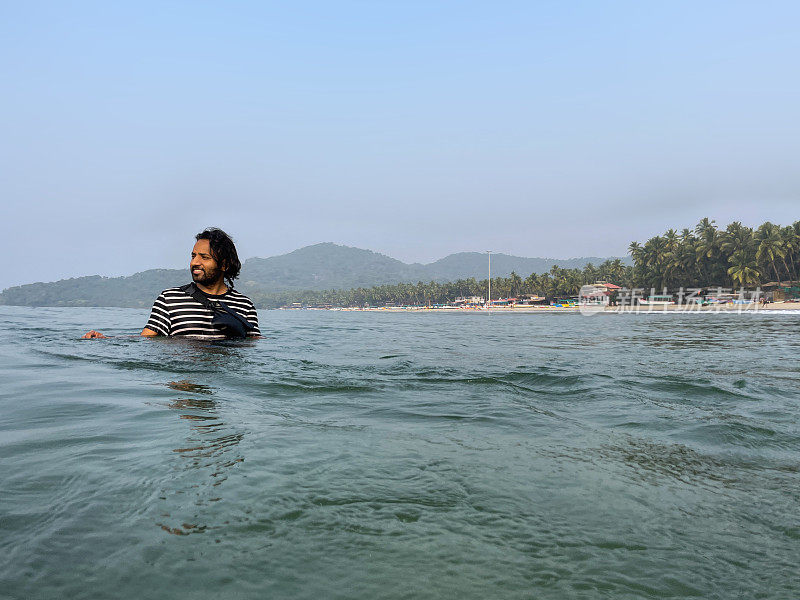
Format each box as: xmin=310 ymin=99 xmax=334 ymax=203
xmin=83 ymin=228 xmax=260 ymax=339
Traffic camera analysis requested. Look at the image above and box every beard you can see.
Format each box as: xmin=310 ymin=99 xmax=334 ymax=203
xmin=191 ymin=265 xmax=223 ymax=286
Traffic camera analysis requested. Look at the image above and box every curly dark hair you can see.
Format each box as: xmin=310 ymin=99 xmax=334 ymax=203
xmin=195 ymin=228 xmax=242 ymax=287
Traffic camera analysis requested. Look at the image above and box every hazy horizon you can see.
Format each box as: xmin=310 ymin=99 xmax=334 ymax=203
xmin=3 ymin=1 xmax=799 ymax=289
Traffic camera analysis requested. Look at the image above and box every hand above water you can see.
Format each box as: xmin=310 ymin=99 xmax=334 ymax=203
xmin=81 ymin=330 xmax=107 ymax=339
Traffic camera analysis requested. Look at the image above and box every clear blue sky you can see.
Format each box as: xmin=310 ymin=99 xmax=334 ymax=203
xmin=2 ymin=1 xmax=799 ymax=289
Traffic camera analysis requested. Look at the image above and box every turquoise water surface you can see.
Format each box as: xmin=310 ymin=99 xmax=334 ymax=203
xmin=1 ymin=306 xmax=798 ymax=599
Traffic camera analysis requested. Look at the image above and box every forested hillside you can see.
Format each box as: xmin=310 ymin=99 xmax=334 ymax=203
xmin=1 ymin=244 xmax=622 ymax=307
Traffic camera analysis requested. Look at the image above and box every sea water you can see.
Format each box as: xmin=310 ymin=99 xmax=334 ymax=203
xmin=1 ymin=306 xmax=798 ymax=599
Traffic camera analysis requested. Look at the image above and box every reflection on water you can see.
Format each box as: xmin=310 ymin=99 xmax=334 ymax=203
xmin=157 ymin=380 xmax=245 ymax=535
xmin=597 ymin=436 xmax=735 ymax=488
xmin=167 ymin=380 xmax=215 ymax=394
xmin=148 ymin=337 xmax=248 ymax=372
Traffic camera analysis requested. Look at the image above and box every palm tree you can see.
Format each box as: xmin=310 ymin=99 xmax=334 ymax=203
xmin=792 ymin=221 xmax=800 ymax=271
xmin=695 ymin=217 xmax=717 ymax=238
xmin=671 ymin=228 xmax=697 ymax=286
xmin=538 ymin=273 xmax=553 ymax=298
xmin=582 ymin=262 xmax=598 ymax=284
xmin=550 ymin=266 xmax=575 ymax=297
xmin=717 ymin=222 xmax=755 ymax=286
xmin=755 ymin=222 xmax=786 ymax=284
xmin=662 ymin=229 xmax=682 ymax=287
xmin=720 ymin=222 xmax=755 ymax=256
xmin=695 ymin=218 xmax=720 ymax=286
xmin=664 ymin=229 xmax=679 ymax=252
xmin=566 ymin=270 xmax=583 ymax=296
xmin=509 ymin=271 xmax=523 ymax=297
xmin=780 ymin=225 xmax=799 ymax=282
xmin=609 ymin=259 xmax=625 ymax=283
xmin=641 ymin=236 xmax=669 ymax=289
xmin=727 ymin=250 xmax=760 ymax=288
xmin=628 ymin=241 xmax=643 ymax=263
xmin=523 ymin=272 xmax=539 ymax=295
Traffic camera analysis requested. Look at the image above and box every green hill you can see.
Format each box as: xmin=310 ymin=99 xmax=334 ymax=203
xmin=0 ymin=270 xmax=185 ymax=309
xmin=239 ymin=243 xmax=428 ymax=290
xmin=0 ymin=243 xmax=628 ymax=307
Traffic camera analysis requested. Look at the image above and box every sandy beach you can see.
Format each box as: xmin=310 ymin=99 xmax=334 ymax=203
xmin=333 ymin=302 xmax=800 ymax=313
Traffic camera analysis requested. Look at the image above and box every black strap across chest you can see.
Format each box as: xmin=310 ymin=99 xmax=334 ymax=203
xmin=178 ymin=283 xmax=254 ymax=338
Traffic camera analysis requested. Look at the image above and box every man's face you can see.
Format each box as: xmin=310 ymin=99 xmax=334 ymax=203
xmin=190 ymin=239 xmax=224 ymax=286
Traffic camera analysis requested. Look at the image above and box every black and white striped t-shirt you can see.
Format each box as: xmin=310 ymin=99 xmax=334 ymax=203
xmin=145 ymin=286 xmax=260 ymax=339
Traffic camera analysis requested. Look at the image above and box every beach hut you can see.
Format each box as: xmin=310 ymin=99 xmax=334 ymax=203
xmin=762 ymin=281 xmax=800 ymax=302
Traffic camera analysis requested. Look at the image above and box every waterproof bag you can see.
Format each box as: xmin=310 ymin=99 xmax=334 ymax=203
xmin=179 ymin=283 xmax=255 ymax=338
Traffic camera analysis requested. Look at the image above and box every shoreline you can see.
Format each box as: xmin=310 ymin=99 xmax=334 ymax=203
xmin=287 ymin=302 xmax=800 ymax=313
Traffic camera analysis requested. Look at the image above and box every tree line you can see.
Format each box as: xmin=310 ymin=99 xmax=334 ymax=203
xmin=249 ymin=259 xmax=632 ymax=309
xmin=251 ymin=218 xmax=799 ymax=308
xmin=629 ymin=218 xmax=800 ymax=290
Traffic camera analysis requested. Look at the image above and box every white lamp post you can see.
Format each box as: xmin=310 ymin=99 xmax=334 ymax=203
xmin=486 ymin=250 xmax=492 ymax=309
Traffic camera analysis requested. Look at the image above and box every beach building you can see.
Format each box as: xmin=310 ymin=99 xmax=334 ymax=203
xmin=595 ymin=282 xmax=622 ymax=292
xmin=454 ymin=296 xmax=484 ymax=306
xmin=483 ymin=295 xmax=549 ymax=307
xmin=761 ymin=281 xmax=800 ymax=302
xmin=489 ymin=298 xmax=513 ymax=307
xmin=580 ymin=286 xmax=609 ymax=305
xmin=517 ymin=295 xmax=547 ymax=305
xmin=579 ymin=282 xmax=622 ymax=305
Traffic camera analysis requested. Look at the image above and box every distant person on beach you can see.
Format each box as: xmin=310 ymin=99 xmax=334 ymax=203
xmin=83 ymin=228 xmax=260 ymax=339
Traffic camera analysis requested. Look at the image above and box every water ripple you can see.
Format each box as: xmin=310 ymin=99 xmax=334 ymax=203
xmin=1 ymin=307 xmax=799 ymax=599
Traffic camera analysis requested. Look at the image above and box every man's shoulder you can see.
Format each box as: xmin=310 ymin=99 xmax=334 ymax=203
xmin=226 ymin=289 xmax=256 ymax=306
xmin=153 ymin=286 xmax=195 ymax=303
xmin=159 ymin=286 xmax=192 ymax=297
